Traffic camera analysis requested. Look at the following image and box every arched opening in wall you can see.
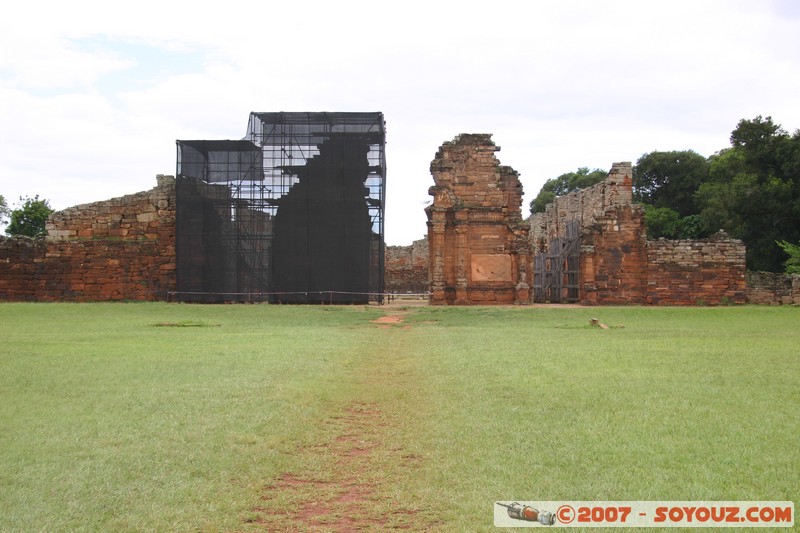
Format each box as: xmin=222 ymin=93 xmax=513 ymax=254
xmin=444 ymin=287 xmax=456 ymax=305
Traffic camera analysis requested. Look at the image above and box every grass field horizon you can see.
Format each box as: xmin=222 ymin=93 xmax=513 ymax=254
xmin=1 ymin=303 xmax=797 ymax=531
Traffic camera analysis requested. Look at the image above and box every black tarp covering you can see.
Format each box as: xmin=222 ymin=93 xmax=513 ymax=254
xmin=177 ymin=140 xmax=263 ymax=183
xmin=175 ymin=112 xmax=385 ymax=303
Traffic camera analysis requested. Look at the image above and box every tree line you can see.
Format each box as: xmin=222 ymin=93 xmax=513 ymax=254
xmin=529 ymin=116 xmax=800 ymax=273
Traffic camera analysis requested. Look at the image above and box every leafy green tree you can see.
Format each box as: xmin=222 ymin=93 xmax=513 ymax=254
xmin=529 ymin=167 xmax=606 ymax=214
xmin=675 ymin=214 xmax=705 ymax=239
xmin=644 ymin=206 xmax=705 ymax=240
xmin=643 ymin=206 xmax=680 ymax=239
xmin=697 ymin=116 xmax=800 ymax=271
xmin=729 ymin=114 xmax=787 ymax=174
xmin=776 ymin=241 xmax=800 ymax=274
xmin=633 ymin=150 xmax=709 ymax=216
xmin=0 ymin=195 xmax=9 ymax=227
xmin=5 ymin=196 xmax=54 ymax=238
xmin=631 ymin=150 xmax=711 ymax=239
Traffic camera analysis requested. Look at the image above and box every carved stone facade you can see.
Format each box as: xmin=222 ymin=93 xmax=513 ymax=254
xmin=425 ymin=134 xmax=530 ymax=305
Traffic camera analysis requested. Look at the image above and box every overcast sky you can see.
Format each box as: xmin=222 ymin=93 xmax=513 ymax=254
xmin=2 ymin=0 xmax=799 ymax=244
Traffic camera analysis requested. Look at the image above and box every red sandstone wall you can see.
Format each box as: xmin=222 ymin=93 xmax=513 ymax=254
xmin=531 ymin=162 xmax=648 ymax=304
xmin=581 ymin=205 xmax=648 ymax=305
xmin=530 ymin=163 xmax=635 ymax=247
xmin=385 ymin=238 xmax=429 ymax=294
xmin=530 ymin=163 xmax=748 ymax=306
xmin=47 ymin=176 xmax=174 ymax=242
xmin=646 ymin=235 xmax=747 ymax=305
xmin=426 ymin=134 xmax=530 ymax=305
xmin=0 ymin=237 xmax=47 ymax=300
xmin=0 ymin=176 xmax=176 ymax=302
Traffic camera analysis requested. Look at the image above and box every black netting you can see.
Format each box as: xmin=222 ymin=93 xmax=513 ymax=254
xmin=176 ymin=112 xmax=386 ymax=303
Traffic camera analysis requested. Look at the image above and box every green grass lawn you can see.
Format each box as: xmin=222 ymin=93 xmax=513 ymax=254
xmin=0 ymin=303 xmax=797 ymax=531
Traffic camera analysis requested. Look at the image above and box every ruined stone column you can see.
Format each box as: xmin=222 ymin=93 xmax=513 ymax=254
xmin=513 ymin=228 xmax=531 ymax=304
xmin=427 ymin=209 xmax=448 ymax=304
xmin=425 ymin=134 xmax=528 ymax=305
xmin=454 ymin=211 xmax=469 ymax=304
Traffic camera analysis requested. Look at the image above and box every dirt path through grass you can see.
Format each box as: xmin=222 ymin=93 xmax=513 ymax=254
xmin=248 ymin=308 xmax=433 ymax=531
xmin=2 ymin=304 xmax=797 ymax=531
xmin=252 ymin=403 xmax=404 ymax=530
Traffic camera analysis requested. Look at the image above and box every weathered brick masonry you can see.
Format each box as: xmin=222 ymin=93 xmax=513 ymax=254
xmin=646 ymin=234 xmax=747 ymax=305
xmin=0 ymin=161 xmax=789 ymax=305
xmin=0 ymin=176 xmax=176 ymax=301
xmin=746 ymin=271 xmax=800 ymax=305
xmin=529 ymin=162 xmax=747 ymax=305
xmin=426 ymin=134 xmax=530 ymax=305
xmin=384 ymin=238 xmax=429 ymax=294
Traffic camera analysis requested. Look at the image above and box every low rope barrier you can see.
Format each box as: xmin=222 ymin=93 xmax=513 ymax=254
xmin=166 ymin=290 xmax=431 ymax=303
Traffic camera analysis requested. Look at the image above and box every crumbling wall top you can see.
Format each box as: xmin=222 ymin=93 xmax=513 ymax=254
xmin=46 ymin=175 xmax=176 ymax=242
xmin=428 ymin=134 xmax=523 ymax=217
xmin=529 ymin=161 xmax=637 ymax=245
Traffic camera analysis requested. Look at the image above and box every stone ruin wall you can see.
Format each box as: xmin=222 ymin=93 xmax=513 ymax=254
xmin=384 ymin=237 xmax=429 ymax=294
xmin=425 ymin=134 xmax=530 ymax=305
xmin=0 ymin=163 xmax=793 ymax=307
xmin=530 ymin=162 xmax=748 ymax=305
xmin=647 ymin=235 xmax=747 ymax=305
xmin=530 ymin=162 xmax=648 ymax=304
xmin=0 ymin=176 xmax=176 ymax=301
xmin=529 ymin=163 xmax=637 ymax=249
xmin=746 ymin=271 xmax=800 ymax=305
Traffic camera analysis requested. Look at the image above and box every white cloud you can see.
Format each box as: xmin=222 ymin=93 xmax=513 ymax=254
xmin=1 ymin=0 xmax=799 ymax=243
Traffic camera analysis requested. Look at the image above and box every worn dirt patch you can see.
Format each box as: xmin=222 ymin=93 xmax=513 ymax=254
xmin=249 ymin=402 xmax=425 ymax=531
xmin=371 ymin=315 xmax=405 ymax=330
xmin=370 ymin=311 xmax=412 ymax=330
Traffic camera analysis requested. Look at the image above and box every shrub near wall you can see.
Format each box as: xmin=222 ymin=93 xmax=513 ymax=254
xmin=0 ymin=176 xmax=176 ymax=302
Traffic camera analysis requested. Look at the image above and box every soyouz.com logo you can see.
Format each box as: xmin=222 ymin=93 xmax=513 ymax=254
xmin=494 ymin=501 xmax=794 ymax=527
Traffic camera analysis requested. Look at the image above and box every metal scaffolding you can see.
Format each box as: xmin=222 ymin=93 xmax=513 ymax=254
xmin=176 ymin=112 xmax=386 ymax=303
